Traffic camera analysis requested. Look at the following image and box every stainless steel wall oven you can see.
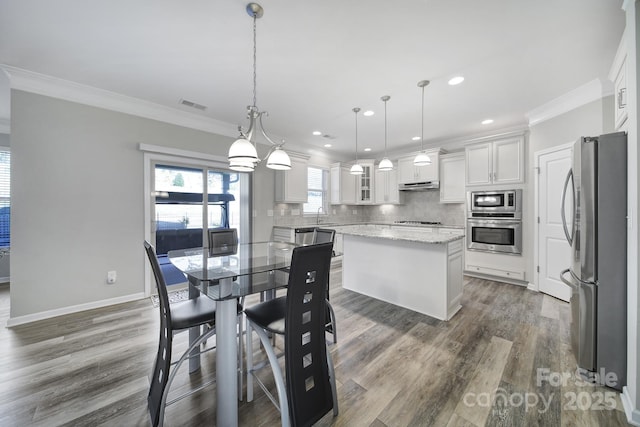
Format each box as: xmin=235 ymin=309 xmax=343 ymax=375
xmin=467 ymin=190 xmax=522 ymax=255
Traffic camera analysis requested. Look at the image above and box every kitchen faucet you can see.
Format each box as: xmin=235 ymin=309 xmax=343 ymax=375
xmin=316 ymin=207 xmax=322 ymax=225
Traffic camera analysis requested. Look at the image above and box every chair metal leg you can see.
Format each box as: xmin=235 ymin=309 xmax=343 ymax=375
xmin=158 ymin=326 xmax=219 ymax=427
xmin=237 ymin=312 xmax=244 ymax=401
xmin=327 ymin=299 xmax=337 ymax=344
xmin=246 ymin=318 xmax=254 ymax=402
xmin=326 ymin=345 xmax=339 ymax=417
xmin=248 ymin=320 xmax=291 ymax=427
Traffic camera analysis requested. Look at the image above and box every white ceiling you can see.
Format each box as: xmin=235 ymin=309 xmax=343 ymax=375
xmin=0 ymin=0 xmax=626 ymax=157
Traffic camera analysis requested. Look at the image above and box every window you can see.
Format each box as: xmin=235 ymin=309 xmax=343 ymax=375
xmin=0 ymin=149 xmax=9 ymax=248
xmin=303 ymin=167 xmax=328 ymax=214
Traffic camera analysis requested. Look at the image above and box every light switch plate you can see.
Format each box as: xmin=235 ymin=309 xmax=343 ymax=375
xmin=267 ymin=209 xmax=274 ymax=217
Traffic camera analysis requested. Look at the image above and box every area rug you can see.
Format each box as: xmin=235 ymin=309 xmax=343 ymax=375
xmin=150 ymin=288 xmax=190 ymax=307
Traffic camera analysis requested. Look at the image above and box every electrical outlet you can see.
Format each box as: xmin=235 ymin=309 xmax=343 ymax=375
xmin=107 ymin=270 xmax=117 ymax=284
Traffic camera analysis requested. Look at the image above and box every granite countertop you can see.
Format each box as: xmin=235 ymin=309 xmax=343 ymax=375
xmin=331 ymin=224 xmax=464 ymax=244
xmin=273 ymin=222 xmax=464 ymax=230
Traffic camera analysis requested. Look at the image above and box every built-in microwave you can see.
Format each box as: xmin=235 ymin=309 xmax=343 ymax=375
xmin=468 ymin=189 xmax=522 ymax=218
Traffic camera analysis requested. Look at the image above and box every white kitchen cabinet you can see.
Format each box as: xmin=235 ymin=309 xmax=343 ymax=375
xmin=374 ymin=165 xmax=401 ymax=204
xmin=465 ymin=137 xmax=524 ymax=186
xmin=275 ymin=152 xmax=310 ymax=203
xmin=356 ymin=160 xmax=375 ymax=204
xmin=330 ymin=163 xmax=356 ymax=205
xmin=398 ymin=150 xmax=441 ymax=184
xmin=272 ymin=226 xmax=294 ymax=242
xmin=439 ymin=152 xmax=465 ymax=203
xmin=609 ymin=33 xmax=627 ymax=130
xmin=439 ymin=227 xmax=464 ymax=236
xmin=465 ymin=248 xmax=527 ymax=284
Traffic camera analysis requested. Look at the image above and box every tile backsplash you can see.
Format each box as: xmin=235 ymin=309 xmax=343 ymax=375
xmin=366 ymin=190 xmax=465 ymax=226
xmin=272 ymin=189 xmax=465 ymax=227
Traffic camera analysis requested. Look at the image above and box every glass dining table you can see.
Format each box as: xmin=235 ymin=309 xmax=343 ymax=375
xmin=167 ymin=240 xmax=298 ymax=426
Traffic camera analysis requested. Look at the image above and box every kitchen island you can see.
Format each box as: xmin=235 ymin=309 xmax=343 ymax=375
xmin=339 ymin=224 xmax=464 ymax=321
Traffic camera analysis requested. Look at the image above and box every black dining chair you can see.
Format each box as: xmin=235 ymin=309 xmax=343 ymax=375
xmin=144 ymin=241 xmax=243 ymax=427
xmin=208 ymin=227 xmax=238 ymax=256
xmin=313 ymin=228 xmax=338 ymax=344
xmin=245 ymin=242 xmax=339 ymax=427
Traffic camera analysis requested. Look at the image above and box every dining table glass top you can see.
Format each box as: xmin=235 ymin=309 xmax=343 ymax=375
xmin=168 ymin=241 xmax=298 ymax=301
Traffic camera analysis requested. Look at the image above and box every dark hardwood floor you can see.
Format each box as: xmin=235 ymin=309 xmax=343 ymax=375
xmin=0 ymin=264 xmax=631 ymax=426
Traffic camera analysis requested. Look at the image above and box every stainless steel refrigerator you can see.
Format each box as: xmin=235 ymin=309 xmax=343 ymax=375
xmin=560 ymin=131 xmax=627 ymax=391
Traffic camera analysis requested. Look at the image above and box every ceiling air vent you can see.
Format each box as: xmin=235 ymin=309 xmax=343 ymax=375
xmin=179 ymin=99 xmax=207 ymax=111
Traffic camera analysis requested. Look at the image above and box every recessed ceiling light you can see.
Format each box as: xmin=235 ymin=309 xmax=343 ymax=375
xmin=364 ymin=148 xmax=372 ymax=152
xmin=481 ymin=119 xmax=494 ymax=125
xmin=412 ymin=136 xmax=421 ymax=141
xmin=363 ymin=110 xmax=375 ymax=117
xmin=312 ymin=131 xmax=322 ymax=136
xmin=448 ymin=76 xmax=465 ymax=86
xmin=324 ymin=143 xmax=332 ymax=148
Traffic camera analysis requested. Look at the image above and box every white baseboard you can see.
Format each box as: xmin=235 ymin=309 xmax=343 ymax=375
xmin=464 ymin=271 xmax=528 ymax=287
xmin=5 ymin=292 xmax=146 ymax=328
xmin=622 ymin=386 xmax=640 ymax=426
xmin=527 ymin=282 xmax=538 ymax=292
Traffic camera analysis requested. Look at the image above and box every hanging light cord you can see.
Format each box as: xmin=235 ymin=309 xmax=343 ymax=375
xmin=355 ymin=110 xmax=359 ymax=162
xmin=384 ymin=99 xmax=388 ymax=156
xmin=252 ymin=13 xmax=257 ymax=108
xmin=420 ymin=84 xmax=425 ymax=152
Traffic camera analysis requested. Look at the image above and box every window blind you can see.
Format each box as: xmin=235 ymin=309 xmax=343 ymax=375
xmin=303 ymin=167 xmax=327 ymax=214
xmin=0 ymin=149 xmax=10 ymax=247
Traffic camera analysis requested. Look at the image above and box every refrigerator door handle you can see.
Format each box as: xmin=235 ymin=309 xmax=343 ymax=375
xmin=560 ymin=268 xmax=577 ymax=289
xmin=561 ymin=168 xmax=574 ymax=245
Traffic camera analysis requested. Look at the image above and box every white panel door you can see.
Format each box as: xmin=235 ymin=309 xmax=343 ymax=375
xmin=537 ymin=146 xmax=572 ymax=302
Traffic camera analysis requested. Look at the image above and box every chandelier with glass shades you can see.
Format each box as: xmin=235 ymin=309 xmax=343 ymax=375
xmin=227 ymin=3 xmax=292 ymax=172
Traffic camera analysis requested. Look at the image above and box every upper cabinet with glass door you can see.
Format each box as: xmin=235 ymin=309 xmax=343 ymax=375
xmin=355 ymin=160 xmax=375 ymax=204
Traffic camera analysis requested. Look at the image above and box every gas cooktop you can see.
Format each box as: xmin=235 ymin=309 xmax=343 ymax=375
xmin=394 ymin=220 xmax=442 ymax=225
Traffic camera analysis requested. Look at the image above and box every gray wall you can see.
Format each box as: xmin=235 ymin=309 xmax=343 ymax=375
xmin=9 ymin=90 xmax=247 ymax=318
xmin=526 ymin=95 xmax=614 ymax=280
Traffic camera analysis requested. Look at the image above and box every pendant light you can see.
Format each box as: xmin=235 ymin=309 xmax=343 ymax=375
xmin=350 ymin=107 xmax=364 ymax=175
xmin=227 ymin=3 xmax=292 ymax=172
xmin=413 ymin=80 xmax=432 ymax=166
xmin=378 ymin=95 xmax=393 ymax=171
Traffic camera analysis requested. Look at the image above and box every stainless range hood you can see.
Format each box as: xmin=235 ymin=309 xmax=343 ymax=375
xmin=399 ymin=181 xmax=440 ymax=191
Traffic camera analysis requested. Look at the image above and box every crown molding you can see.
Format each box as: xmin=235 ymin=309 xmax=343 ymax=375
xmin=0 ymin=117 xmax=9 ymax=134
xmin=0 ymin=64 xmax=239 ymax=138
xmin=621 ymin=0 xmax=632 ymax=12
xmin=526 ymin=78 xmax=610 ymax=127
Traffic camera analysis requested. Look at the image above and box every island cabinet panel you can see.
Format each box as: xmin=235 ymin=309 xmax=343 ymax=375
xmin=342 ymin=233 xmax=463 ymax=320
xmin=446 ymin=238 xmax=464 ymax=315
